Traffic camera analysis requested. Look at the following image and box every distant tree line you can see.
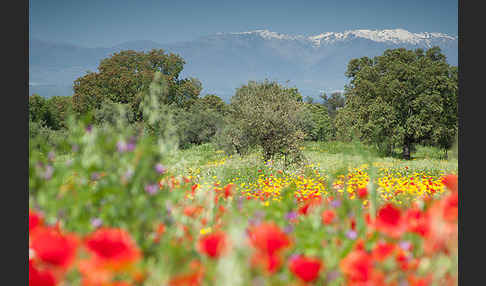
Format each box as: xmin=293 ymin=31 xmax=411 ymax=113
xmin=29 ymin=46 xmax=458 ymax=160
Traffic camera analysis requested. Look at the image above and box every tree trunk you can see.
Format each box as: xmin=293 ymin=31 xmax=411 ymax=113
xmin=402 ymin=143 xmax=411 ymax=160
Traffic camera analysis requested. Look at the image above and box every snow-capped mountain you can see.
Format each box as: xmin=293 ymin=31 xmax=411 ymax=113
xmin=29 ymin=28 xmax=458 ymax=101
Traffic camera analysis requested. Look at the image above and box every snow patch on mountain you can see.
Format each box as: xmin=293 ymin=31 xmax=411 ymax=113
xmin=227 ymin=28 xmax=457 ymax=48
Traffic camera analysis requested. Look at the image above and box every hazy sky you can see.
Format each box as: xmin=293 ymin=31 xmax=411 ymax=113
xmin=30 ymin=0 xmax=458 ymax=48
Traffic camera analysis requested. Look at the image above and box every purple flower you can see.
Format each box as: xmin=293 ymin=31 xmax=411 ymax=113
xmin=145 ymin=184 xmax=158 ymax=195
xmin=237 ymin=196 xmax=244 ymax=211
xmin=91 ymin=218 xmax=103 ymax=228
xmin=155 ymin=163 xmax=167 ymax=174
xmin=331 ymin=199 xmax=341 ymax=208
xmin=346 ymin=230 xmax=357 ymax=240
xmin=123 ymin=169 xmax=134 ymax=181
xmin=284 ymin=225 xmax=294 ymax=234
xmin=326 ymin=270 xmax=340 ymax=282
xmin=86 ymin=125 xmax=92 ymax=132
xmin=285 ymin=211 xmax=298 ymax=221
xmin=126 ymin=142 xmax=136 ymax=151
xmin=48 ymin=151 xmax=55 ymax=162
xmin=43 ymin=165 xmax=54 ymax=180
xmin=399 ymin=241 xmax=412 ymax=251
xmin=91 ymin=172 xmax=101 ymax=181
xmin=71 ymin=144 xmax=79 ymax=152
xmin=117 ymin=141 xmax=128 ymax=152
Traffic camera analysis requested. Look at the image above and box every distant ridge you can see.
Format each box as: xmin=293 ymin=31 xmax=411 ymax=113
xmin=29 ymin=28 xmax=458 ymax=101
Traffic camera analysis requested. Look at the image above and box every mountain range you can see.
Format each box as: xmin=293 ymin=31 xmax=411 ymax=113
xmin=29 ymin=28 xmax=458 ymax=102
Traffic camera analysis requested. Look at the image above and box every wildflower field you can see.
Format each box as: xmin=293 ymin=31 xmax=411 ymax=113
xmin=29 ymin=119 xmax=458 ymax=286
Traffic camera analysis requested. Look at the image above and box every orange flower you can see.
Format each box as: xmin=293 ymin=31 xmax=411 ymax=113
xmin=183 ymin=205 xmax=204 ymax=218
xmin=289 ymin=255 xmax=323 ymax=283
xmin=321 ymin=210 xmax=336 ymax=225
xmin=340 ymin=249 xmax=373 ymax=284
xmin=249 ymin=222 xmax=291 ymax=256
xmin=441 ymin=174 xmax=458 ymax=193
xmin=442 ymin=191 xmax=458 ymax=222
xmin=374 ymin=203 xmax=406 ymax=238
xmin=78 ymin=258 xmax=113 ymax=286
xmin=251 ymin=252 xmax=283 ymax=275
xmin=84 ymin=228 xmax=141 ymax=270
xmin=198 ymin=231 xmax=228 ymax=259
xmin=169 ymin=260 xmax=205 ymax=286
xmin=153 ymin=223 xmax=166 ymax=243
xmin=408 ymin=274 xmax=432 ymax=286
xmin=30 ymin=227 xmax=79 ymax=269
xmin=372 ymin=241 xmax=395 ymax=262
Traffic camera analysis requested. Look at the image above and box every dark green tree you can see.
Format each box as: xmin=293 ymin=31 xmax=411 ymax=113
xmin=337 ymin=47 xmax=458 ymax=159
xmin=72 ymin=49 xmax=201 ymax=116
xmin=199 ymin=94 xmax=229 ymax=115
xmin=321 ymin=91 xmax=346 ymax=119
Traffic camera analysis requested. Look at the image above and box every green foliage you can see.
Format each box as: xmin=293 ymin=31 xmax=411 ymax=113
xmin=173 ymin=102 xmax=225 ymax=149
xmin=199 ymin=94 xmax=229 ymax=116
xmin=227 ymin=80 xmax=307 ymax=164
xmin=320 ymin=91 xmax=346 ymax=119
xmin=29 ymin=94 xmax=49 ymax=123
xmin=303 ymin=103 xmax=334 ymax=141
xmin=72 ymin=49 xmax=201 ymax=115
xmin=29 ymin=94 xmax=73 ymax=130
xmin=30 ymin=73 xmax=179 ymax=254
xmin=337 ymin=47 xmax=458 ymax=159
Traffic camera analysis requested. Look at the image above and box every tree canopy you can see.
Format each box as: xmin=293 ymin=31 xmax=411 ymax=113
xmin=72 ymin=49 xmax=202 ymax=116
xmin=335 ymin=47 xmax=458 ymax=159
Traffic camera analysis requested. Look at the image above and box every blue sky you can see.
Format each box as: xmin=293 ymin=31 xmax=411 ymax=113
xmin=30 ymin=0 xmax=458 ymax=48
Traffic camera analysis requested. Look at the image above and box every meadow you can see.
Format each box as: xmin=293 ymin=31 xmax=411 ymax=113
xmin=29 ymin=124 xmax=458 ymax=286
xmin=29 ymin=47 xmax=458 ymax=286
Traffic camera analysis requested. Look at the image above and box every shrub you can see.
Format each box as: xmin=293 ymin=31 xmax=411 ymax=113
xmin=173 ymin=102 xmax=225 ymax=149
xmin=228 ymin=80 xmax=307 ymax=164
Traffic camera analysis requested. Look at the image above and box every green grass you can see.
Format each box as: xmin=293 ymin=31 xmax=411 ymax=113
xmin=164 ymin=141 xmax=457 ymax=186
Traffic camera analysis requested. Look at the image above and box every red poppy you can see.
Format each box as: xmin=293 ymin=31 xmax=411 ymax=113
xmin=441 ymin=174 xmax=458 ymax=193
xmin=84 ymin=228 xmax=140 ymax=270
xmin=298 ymin=203 xmax=311 ymax=215
xmin=183 ymin=205 xmax=204 ymax=218
xmin=404 ymin=208 xmax=430 ymax=237
xmin=29 ymin=259 xmax=57 ymax=286
xmin=198 ymin=231 xmax=228 ymax=259
xmin=153 ymin=223 xmax=166 ymax=243
xmin=353 ymin=239 xmax=365 ymax=251
xmin=442 ymin=191 xmax=458 ymax=222
xmin=408 ymin=274 xmax=432 ymax=286
xmin=223 ymin=183 xmax=234 ymax=198
xmin=251 ymin=252 xmax=281 ymax=274
xmin=321 ymin=210 xmax=336 ymax=225
xmin=30 ymin=227 xmax=79 ymax=269
xmin=372 ymin=241 xmax=395 ymax=262
xmin=374 ymin=204 xmax=406 ymax=238
xmin=357 ymin=187 xmax=368 ymax=199
xmin=340 ymin=249 xmax=373 ymax=284
xmin=248 ymin=222 xmax=291 ymax=256
xmin=29 ymin=209 xmax=43 ymax=233
xmin=289 ymin=255 xmax=323 ymax=283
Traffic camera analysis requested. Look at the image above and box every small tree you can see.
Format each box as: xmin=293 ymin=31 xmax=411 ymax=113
xmin=303 ymin=103 xmax=334 ymax=141
xmin=228 ymin=80 xmax=307 ymax=164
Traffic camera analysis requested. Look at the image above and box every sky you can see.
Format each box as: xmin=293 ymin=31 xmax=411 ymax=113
xmin=30 ymin=0 xmax=458 ymax=48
